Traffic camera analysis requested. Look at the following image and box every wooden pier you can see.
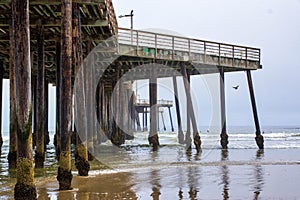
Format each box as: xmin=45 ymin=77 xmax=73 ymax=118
xmin=134 ymin=99 xmax=174 ymax=132
xmin=0 ymin=0 xmax=264 ymax=198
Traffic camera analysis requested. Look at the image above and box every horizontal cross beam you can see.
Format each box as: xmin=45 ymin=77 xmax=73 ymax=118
xmin=0 ymin=18 xmax=108 ymax=27
xmin=0 ymin=0 xmax=105 ymax=5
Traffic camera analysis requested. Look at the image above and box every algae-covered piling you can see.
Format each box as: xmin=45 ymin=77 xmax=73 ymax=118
xmin=12 ymin=0 xmax=37 ymax=198
xmin=57 ymin=0 xmax=73 ymax=190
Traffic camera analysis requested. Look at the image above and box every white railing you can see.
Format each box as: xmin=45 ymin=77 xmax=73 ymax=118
xmin=136 ymin=99 xmax=173 ymax=106
xmin=118 ymin=28 xmax=261 ymax=64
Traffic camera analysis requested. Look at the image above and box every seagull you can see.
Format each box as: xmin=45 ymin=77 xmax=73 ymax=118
xmin=232 ymin=85 xmax=239 ymax=90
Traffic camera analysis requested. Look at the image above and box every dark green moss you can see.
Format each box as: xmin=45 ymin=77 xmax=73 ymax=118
xmin=16 ymin=104 xmax=32 ymax=142
xmin=57 ymin=167 xmax=73 ymax=190
xmin=14 ymin=183 xmax=37 ymax=200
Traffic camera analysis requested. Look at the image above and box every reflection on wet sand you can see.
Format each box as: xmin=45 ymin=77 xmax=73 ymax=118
xmin=37 ymin=172 xmax=138 ymax=200
xmin=150 ymin=151 xmax=161 ymax=200
xmin=150 ymin=169 xmax=161 ymax=200
xmin=187 ymin=153 xmax=200 ymax=200
xmin=253 ymin=149 xmax=264 ymax=200
xmin=221 ymin=150 xmax=229 ymax=200
xmin=6 ymin=147 xmax=271 ymax=199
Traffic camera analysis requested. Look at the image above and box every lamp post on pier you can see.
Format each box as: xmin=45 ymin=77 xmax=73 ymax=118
xmin=119 ymin=10 xmax=134 ymax=44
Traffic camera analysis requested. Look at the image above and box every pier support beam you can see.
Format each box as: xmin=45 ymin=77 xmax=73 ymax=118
xmin=185 ymin=74 xmax=192 ymax=150
xmin=12 ymin=0 xmax=37 ymax=198
xmin=57 ymin=0 xmax=73 ymax=190
xmin=35 ymin=26 xmax=45 ymax=168
xmin=8 ymin=26 xmax=17 ymax=169
xmin=142 ymin=108 xmax=145 ymax=131
xmin=180 ymin=63 xmax=201 ymax=152
xmin=220 ymin=68 xmax=228 ymax=149
xmin=73 ymin=3 xmax=89 ymax=176
xmin=85 ymin=41 xmax=94 ymax=161
xmin=168 ymin=107 xmax=174 ymax=132
xmin=0 ymin=61 xmax=3 ymax=148
xmin=44 ymin=80 xmax=50 ymax=146
xmin=149 ymin=66 xmax=159 ymax=151
xmin=246 ymin=70 xmax=264 ymax=149
xmin=111 ymin=64 xmax=125 ymax=146
xmin=161 ymin=111 xmax=166 ymax=131
xmin=172 ymin=76 xmax=184 ymax=144
xmin=54 ymin=41 xmax=61 ymax=160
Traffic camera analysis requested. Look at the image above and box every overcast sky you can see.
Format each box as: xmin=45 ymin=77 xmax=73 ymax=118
xmin=114 ymin=0 xmax=300 ymax=127
xmin=1 ymin=0 xmax=300 ymax=133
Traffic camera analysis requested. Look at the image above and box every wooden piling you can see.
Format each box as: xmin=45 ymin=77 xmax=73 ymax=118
xmin=161 ymin=111 xmax=166 ymax=131
xmin=85 ymin=41 xmax=94 ymax=160
xmin=111 ymin=64 xmax=125 ymax=145
xmin=73 ymin=3 xmax=89 ymax=176
xmin=142 ymin=108 xmax=145 ymax=131
xmin=8 ymin=26 xmax=17 ymax=169
xmin=220 ymin=68 xmax=228 ymax=149
xmin=57 ymin=0 xmax=73 ymax=190
xmin=246 ymin=70 xmax=264 ymax=149
xmin=185 ymin=74 xmax=192 ymax=150
xmin=172 ymin=76 xmax=184 ymax=144
xmin=12 ymin=0 xmax=37 ymax=198
xmin=55 ymin=41 xmax=61 ymax=160
xmin=33 ymin=74 xmax=37 ymax=148
xmin=145 ymin=108 xmax=148 ymax=131
xmin=168 ymin=107 xmax=174 ymax=132
xmin=35 ymin=26 xmax=45 ymax=168
xmin=44 ymin=80 xmax=50 ymax=146
xmin=0 ymin=61 xmax=3 ymax=148
xmin=96 ymin=82 xmax=102 ymax=143
xmin=180 ymin=63 xmax=201 ymax=152
xmin=149 ymin=66 xmax=159 ymax=151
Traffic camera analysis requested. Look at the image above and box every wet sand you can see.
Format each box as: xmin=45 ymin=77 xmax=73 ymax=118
xmin=1 ymin=148 xmax=299 ymax=200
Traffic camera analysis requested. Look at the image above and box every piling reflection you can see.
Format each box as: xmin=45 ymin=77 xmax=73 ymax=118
xmin=221 ymin=150 xmax=229 ymax=200
xmin=187 ymin=151 xmax=201 ymax=199
xmin=150 ymin=151 xmax=161 ymax=200
xmin=150 ymin=169 xmax=161 ymax=200
xmin=253 ymin=149 xmax=264 ymax=200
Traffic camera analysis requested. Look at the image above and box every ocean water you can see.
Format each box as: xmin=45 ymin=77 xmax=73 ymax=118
xmin=0 ymin=126 xmax=300 ymax=199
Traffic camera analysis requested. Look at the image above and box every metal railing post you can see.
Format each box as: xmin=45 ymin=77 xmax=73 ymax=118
xmin=204 ymin=41 xmax=206 ymax=63
xmin=155 ymin=34 xmax=157 ymax=59
xmin=232 ymin=46 xmax=235 ymax=67
xmin=136 ymin=31 xmax=139 ymax=56
xmin=172 ymin=36 xmax=175 ymax=60
xmin=246 ymin=47 xmax=248 ymax=68
xmin=218 ymin=43 xmax=221 ymax=65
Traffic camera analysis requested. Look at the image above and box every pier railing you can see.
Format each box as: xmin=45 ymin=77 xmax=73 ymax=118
xmin=118 ymin=28 xmax=261 ymax=68
xmin=136 ymin=99 xmax=173 ymax=107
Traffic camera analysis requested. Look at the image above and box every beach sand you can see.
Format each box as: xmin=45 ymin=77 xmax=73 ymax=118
xmin=1 ymin=148 xmax=299 ymax=200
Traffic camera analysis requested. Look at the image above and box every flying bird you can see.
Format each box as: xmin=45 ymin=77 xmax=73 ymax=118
xmin=232 ymin=85 xmax=239 ymax=90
